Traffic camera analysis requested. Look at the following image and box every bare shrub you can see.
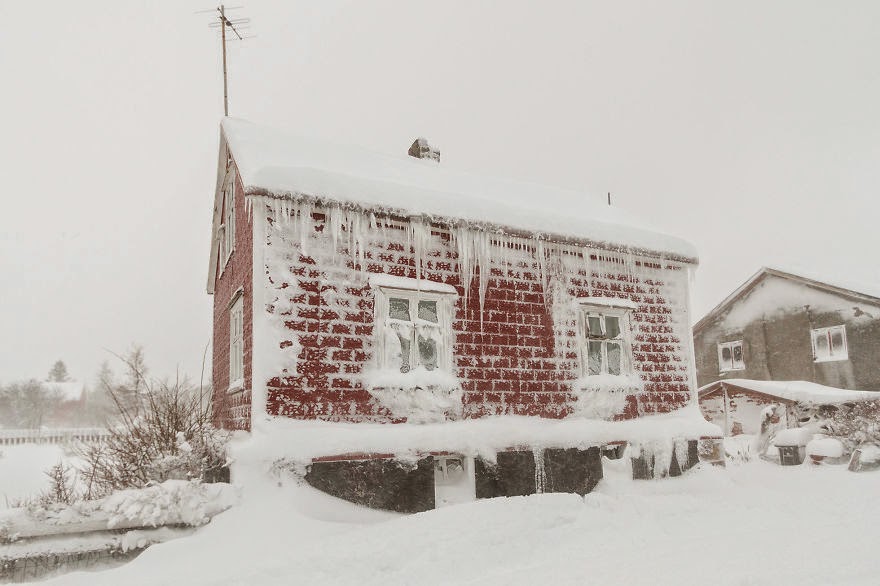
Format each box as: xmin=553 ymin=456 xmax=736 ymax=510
xmin=78 ymin=372 xmax=228 ymax=499
xmin=819 ymin=400 xmax=880 ymax=454
xmin=41 ymin=462 xmax=76 ymax=506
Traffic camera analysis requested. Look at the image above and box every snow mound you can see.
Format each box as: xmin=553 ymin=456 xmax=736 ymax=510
xmin=806 ymin=438 xmax=844 ymax=458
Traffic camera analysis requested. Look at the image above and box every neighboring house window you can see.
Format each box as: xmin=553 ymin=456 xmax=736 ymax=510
xmin=718 ymin=340 xmax=745 ymax=372
xmin=374 ymin=284 xmax=455 ymax=374
xmin=229 ymin=295 xmax=244 ymax=388
xmin=579 ymin=306 xmax=632 ymax=376
xmin=811 ymin=325 xmax=848 ymax=362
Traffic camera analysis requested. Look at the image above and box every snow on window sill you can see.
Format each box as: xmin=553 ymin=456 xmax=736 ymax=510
xmin=364 ymin=367 xmax=462 ymax=423
xmin=227 ymin=380 xmax=245 ymax=393
xmin=571 ymin=373 xmax=644 ymax=420
xmin=574 ymin=297 xmax=638 ymax=311
xmin=813 ymin=356 xmax=848 ymax=364
xmin=719 ymin=367 xmax=746 ymax=373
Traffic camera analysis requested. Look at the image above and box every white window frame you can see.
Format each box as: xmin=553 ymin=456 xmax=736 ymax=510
xmin=717 ymin=340 xmax=745 ymax=372
xmin=222 ymin=168 xmax=236 ymax=267
xmin=373 ymin=285 xmax=456 ymax=374
xmin=577 ymin=304 xmax=633 ymax=377
xmin=811 ymin=325 xmax=848 ymax=363
xmin=229 ymin=294 xmax=244 ymax=390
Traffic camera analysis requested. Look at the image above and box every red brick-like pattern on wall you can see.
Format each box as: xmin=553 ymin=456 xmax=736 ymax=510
xmin=211 ymin=164 xmax=254 ymax=431
xmin=262 ymin=211 xmax=693 ymax=423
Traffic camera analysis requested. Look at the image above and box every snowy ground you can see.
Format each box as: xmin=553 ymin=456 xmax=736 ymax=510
xmin=0 ymin=444 xmax=79 ymax=507
xmin=19 ymin=455 xmax=879 ymax=586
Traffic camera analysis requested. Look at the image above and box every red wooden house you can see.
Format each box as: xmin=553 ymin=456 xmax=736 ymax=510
xmin=207 ymin=119 xmax=713 ymax=510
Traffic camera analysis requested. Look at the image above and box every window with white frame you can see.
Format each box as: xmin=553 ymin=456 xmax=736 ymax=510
xmin=229 ymin=295 xmax=244 ymax=388
xmin=374 ymin=286 xmax=455 ymax=374
xmin=811 ymin=325 xmax=848 ymax=362
xmin=579 ymin=306 xmax=632 ymax=376
xmin=718 ymin=340 xmax=745 ymax=372
xmin=222 ymin=169 xmax=236 ymax=265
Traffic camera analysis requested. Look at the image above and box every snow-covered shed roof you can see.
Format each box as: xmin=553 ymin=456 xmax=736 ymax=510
xmin=215 ymin=118 xmax=697 ymax=262
xmin=698 ymin=379 xmax=880 ymax=405
xmin=694 ymin=266 xmax=880 ymax=333
xmin=45 ymin=381 xmax=85 ymax=402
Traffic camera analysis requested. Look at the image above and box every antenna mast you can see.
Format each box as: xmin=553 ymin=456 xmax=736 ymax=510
xmin=200 ymin=4 xmax=252 ymax=116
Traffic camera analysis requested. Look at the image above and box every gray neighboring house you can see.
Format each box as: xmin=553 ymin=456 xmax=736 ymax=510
xmin=694 ymin=267 xmax=880 ymax=392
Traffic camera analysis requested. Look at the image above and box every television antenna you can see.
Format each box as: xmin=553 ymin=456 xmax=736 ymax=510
xmin=197 ymin=4 xmax=253 ymax=116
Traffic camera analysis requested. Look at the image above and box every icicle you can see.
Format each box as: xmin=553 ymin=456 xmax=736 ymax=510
xmin=533 ymin=448 xmax=546 ymax=494
xmin=535 ymin=238 xmax=548 ymax=296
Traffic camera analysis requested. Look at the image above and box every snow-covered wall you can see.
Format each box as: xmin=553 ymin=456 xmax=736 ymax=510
xmin=245 ymin=198 xmax=695 ymax=425
xmin=211 ymin=166 xmax=254 ymax=431
xmin=694 ymin=274 xmax=880 ymax=391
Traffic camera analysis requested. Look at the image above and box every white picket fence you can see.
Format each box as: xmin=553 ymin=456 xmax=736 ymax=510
xmin=0 ymin=427 xmax=110 ymax=446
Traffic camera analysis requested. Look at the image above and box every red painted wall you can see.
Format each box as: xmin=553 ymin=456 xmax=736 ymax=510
xmin=259 ymin=213 xmax=693 ymax=424
xmin=211 ymin=163 xmax=254 ymax=431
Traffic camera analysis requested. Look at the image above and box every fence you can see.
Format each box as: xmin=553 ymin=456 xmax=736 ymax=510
xmin=0 ymin=428 xmax=110 ymax=446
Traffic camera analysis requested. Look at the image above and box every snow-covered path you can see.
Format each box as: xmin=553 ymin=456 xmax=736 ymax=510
xmin=33 ymin=459 xmax=880 ymax=585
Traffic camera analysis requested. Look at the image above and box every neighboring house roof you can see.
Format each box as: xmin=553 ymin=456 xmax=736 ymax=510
xmin=207 ymin=118 xmax=698 ymax=294
xmin=698 ymin=379 xmax=880 ymax=405
xmin=694 ymin=266 xmax=880 ymax=333
xmin=45 ymin=381 xmax=85 ymax=402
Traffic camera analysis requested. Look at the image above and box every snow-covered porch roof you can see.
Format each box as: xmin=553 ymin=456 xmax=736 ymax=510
xmin=698 ymin=379 xmax=880 ymax=405
xmin=207 ymin=118 xmax=698 ymax=294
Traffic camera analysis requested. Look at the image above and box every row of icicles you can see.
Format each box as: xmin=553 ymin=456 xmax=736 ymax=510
xmin=250 ymin=195 xmax=669 ymax=314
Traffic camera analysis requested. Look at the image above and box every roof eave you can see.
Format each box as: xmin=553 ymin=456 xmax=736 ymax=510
xmin=243 ymin=187 xmax=699 ymax=266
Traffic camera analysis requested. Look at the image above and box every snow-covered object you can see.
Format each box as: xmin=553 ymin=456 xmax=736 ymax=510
xmin=570 ymin=374 xmax=643 ymax=420
xmin=102 ymin=480 xmax=237 ymax=529
xmin=806 ymin=437 xmax=844 ymax=458
xmin=0 ymin=481 xmax=238 ymax=543
xmin=772 ymin=427 xmax=813 ymax=447
xmin=699 ymin=379 xmax=880 ymax=405
xmin=236 ymin=405 xmax=719 ymax=466
xmin=363 ymin=368 xmax=463 ymax=423
xmin=223 ymin=118 xmax=696 ymax=261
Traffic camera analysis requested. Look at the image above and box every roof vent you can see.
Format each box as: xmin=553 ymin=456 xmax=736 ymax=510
xmin=408 ymin=138 xmax=440 ymax=163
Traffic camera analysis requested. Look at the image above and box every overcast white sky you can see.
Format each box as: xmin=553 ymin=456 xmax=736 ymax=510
xmin=1 ymin=1 xmax=878 ymax=385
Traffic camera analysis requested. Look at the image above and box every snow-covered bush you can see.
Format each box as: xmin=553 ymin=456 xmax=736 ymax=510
xmin=78 ymin=378 xmax=229 ymax=498
xmin=816 ymin=400 xmax=880 ymax=455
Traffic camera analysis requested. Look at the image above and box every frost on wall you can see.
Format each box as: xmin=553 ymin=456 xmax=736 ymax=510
xmin=570 ymin=374 xmax=645 ymax=419
xmin=253 ymin=195 xmax=695 ymax=422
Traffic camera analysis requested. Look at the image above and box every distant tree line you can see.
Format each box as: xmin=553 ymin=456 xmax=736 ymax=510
xmin=0 ymin=346 xmax=156 ymax=429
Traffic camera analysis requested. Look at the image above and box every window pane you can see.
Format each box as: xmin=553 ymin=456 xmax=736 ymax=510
xmin=607 ymin=342 xmax=621 ymax=375
xmin=831 ymin=329 xmax=845 ymax=355
xmin=418 ymin=300 xmax=438 ymax=323
xmin=587 ymin=316 xmax=602 ymax=337
xmin=815 ymin=332 xmax=829 ymax=357
xmin=588 ymin=340 xmax=603 ymax=375
xmin=720 ymin=345 xmax=732 ymax=368
xmin=389 ymin=298 xmax=411 ymax=320
xmin=396 ymin=335 xmax=412 ymax=373
xmin=605 ymin=316 xmax=620 ymax=339
xmin=418 ymin=335 xmax=438 ymax=371
xmin=732 ymin=343 xmax=744 ymax=367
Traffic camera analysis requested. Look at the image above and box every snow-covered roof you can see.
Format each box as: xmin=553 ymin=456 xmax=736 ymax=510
xmin=699 ymin=379 xmax=880 ymax=405
xmin=694 ymin=266 xmax=880 ymax=332
xmin=219 ymin=118 xmax=698 ymax=263
xmin=45 ymin=381 xmax=85 ymax=402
